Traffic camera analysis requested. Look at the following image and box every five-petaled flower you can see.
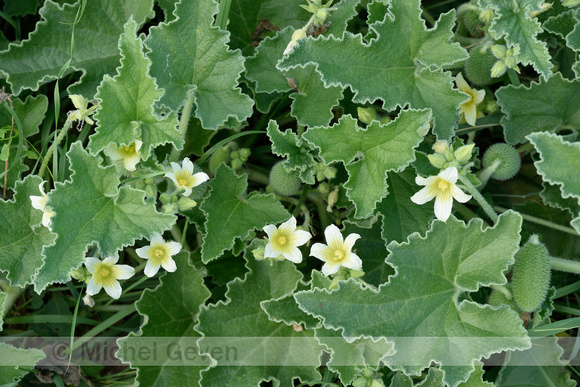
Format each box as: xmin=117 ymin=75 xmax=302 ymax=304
xmin=310 ymin=224 xmax=362 ymax=276
xmin=85 ymin=256 xmax=135 ymax=299
xmin=104 ymin=140 xmax=143 ymax=172
xmin=263 ymin=216 xmax=312 ymax=263
xmin=68 ymin=94 xmax=97 ymax=127
xmin=30 ymin=181 xmax=55 ymax=229
xmin=165 ymin=158 xmax=209 ymax=196
xmin=136 ymin=234 xmax=182 ymax=277
xmin=456 ymin=73 xmax=485 ymax=126
xmin=410 ymin=166 xmax=472 ymax=222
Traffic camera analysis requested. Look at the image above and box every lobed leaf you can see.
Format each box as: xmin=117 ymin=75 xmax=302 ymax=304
xmin=303 ymin=110 xmax=431 ymax=218
xmin=294 ymin=211 xmax=529 ymax=387
xmin=87 ymin=19 xmax=182 ymax=160
xmin=200 ymin=164 xmax=290 ymax=263
xmin=145 ymin=0 xmax=253 ymax=129
xmin=0 ymin=0 xmax=154 ymax=98
xmin=33 ymin=142 xmax=176 ymax=292
xmin=0 ymin=343 xmax=45 ymax=386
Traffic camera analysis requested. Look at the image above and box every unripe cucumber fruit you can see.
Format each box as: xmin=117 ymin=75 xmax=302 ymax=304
xmin=464 ymin=45 xmax=496 ymax=86
xmin=209 ymin=147 xmax=231 ymax=174
xmin=269 ymin=161 xmax=302 ymax=196
xmin=482 ymin=143 xmax=521 ymax=181
xmin=512 ymin=235 xmax=551 ymax=313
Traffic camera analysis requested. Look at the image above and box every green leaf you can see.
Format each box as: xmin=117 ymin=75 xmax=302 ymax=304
xmin=497 ymin=337 xmax=576 ymax=387
xmin=246 ymin=29 xmax=344 ymax=127
xmin=0 ymin=343 xmax=45 ymax=386
xmin=540 ymin=182 xmax=580 ymax=216
xmin=458 ymin=361 xmax=494 ymax=386
xmin=0 ymin=0 xmax=154 ymax=98
xmin=496 ymin=73 xmax=580 ymax=144
xmin=0 ymin=175 xmax=56 ymax=287
xmin=376 ymin=168 xmax=433 ymax=244
xmin=87 ymin=19 xmax=182 ymax=160
xmin=261 ymin=280 xmax=320 ymax=330
xmin=267 ymin=120 xmax=316 ymax=184
xmin=0 ymin=95 xmax=48 ymax=189
xmin=279 ymin=0 xmax=468 ymax=139
xmin=294 ymin=211 xmax=530 ymax=387
xmin=117 ymin=252 xmax=211 ymax=386
xmin=196 ymin=246 xmax=323 ymax=386
xmin=0 ymin=291 xmax=6 ymax=329
xmin=303 ymin=110 xmax=431 ymax=218
xmin=478 ymin=0 xmax=553 ymax=79
xmin=528 ymin=132 xmax=580 ymax=205
xmin=33 ymin=142 xmax=176 ymax=292
xmin=3 ymin=0 xmax=39 ymax=17
xmin=145 ymin=0 xmax=254 ymax=129
xmin=200 ymin=164 xmax=290 ymax=263
xmin=543 ymin=9 xmax=579 ymax=39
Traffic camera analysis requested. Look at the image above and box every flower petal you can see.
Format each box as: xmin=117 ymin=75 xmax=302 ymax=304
xmin=42 ymin=210 xmax=54 ymax=228
xmin=321 ymin=262 xmax=340 ymax=276
xmin=115 ymin=264 xmax=135 ymax=280
xmin=279 ymin=216 xmax=297 ymax=234
xmin=170 ymin=162 xmax=181 ymax=174
xmin=343 ymin=253 xmax=363 ymax=271
xmin=144 ymin=261 xmax=160 ymax=277
xmin=135 ymin=246 xmax=150 ymax=259
xmin=86 ymin=277 xmax=102 ymax=296
xmin=182 ymin=158 xmax=194 ymax=174
xmin=162 ymin=257 xmax=177 ymax=272
xmin=150 ymin=234 xmax=164 ymax=245
xmin=264 ymin=243 xmax=280 ymax=259
xmin=310 ymin=243 xmax=328 ymax=261
xmin=104 ymin=256 xmax=119 ymax=265
xmin=450 ymin=185 xmax=472 ymax=203
xmin=324 ymin=224 xmax=343 ymax=246
xmin=263 ymin=224 xmax=277 ymax=238
xmin=455 ymin=73 xmax=470 ymax=93
xmin=343 ymin=233 xmax=361 ymax=251
xmin=30 ymin=195 xmax=46 ymax=210
xmin=411 ymin=187 xmax=435 ymax=205
xmin=293 ymin=230 xmax=312 ymax=246
xmin=104 ymin=281 xmax=122 ymax=299
xmin=283 ymin=247 xmax=303 ymax=264
xmin=166 ymin=241 xmax=182 ymax=255
xmin=438 ymin=167 xmax=458 ymax=183
xmin=84 ymin=258 xmax=100 ymax=274
xmin=415 ymin=175 xmax=433 ymax=186
xmin=463 ymin=106 xmax=477 ymax=126
xmin=191 ymin=172 xmax=209 ymax=187
xmin=123 ymin=154 xmax=140 ymax=171
xmin=434 ymin=194 xmax=453 ymax=222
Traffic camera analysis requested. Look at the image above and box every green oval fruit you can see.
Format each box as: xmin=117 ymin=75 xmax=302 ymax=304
xmin=462 ymin=8 xmax=484 ymax=37
xmin=208 ymin=147 xmax=230 ymax=174
xmin=464 ymin=45 xmax=496 ymax=86
xmin=482 ymin=143 xmax=521 ymax=181
xmin=269 ymin=161 xmax=302 ymax=196
xmin=512 ymin=235 xmax=551 ymax=313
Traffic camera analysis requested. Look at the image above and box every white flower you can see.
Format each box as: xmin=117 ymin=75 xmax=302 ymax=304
xmin=410 ymin=166 xmax=472 ymax=222
xmin=456 ymin=73 xmax=485 ymax=126
xmin=103 ymin=140 xmax=143 ymax=172
xmin=84 ymin=256 xmax=135 ymax=299
xmin=68 ymin=94 xmax=97 ymax=126
xmin=263 ymin=216 xmax=312 ymax=263
xmin=135 ymin=234 xmax=182 ymax=277
xmin=30 ymin=182 xmax=55 ymax=229
xmin=310 ymin=224 xmax=362 ymax=276
xmin=165 ymin=158 xmax=209 ymax=196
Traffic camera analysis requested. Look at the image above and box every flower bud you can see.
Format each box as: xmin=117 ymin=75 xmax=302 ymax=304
xmin=145 ymin=184 xmax=157 ymax=198
xmin=479 ymin=9 xmax=494 ymax=23
xmin=428 ymin=153 xmax=447 ymax=169
xmin=454 ymin=143 xmax=475 ymax=164
xmin=71 ymin=267 xmax=90 ymax=282
xmin=83 ymin=294 xmax=95 ymax=308
xmin=491 ymin=45 xmax=507 ymax=59
xmin=231 ymin=158 xmax=243 ymax=170
xmin=162 ymin=203 xmax=178 ymax=214
xmin=357 ymin=107 xmax=377 ymax=124
xmin=159 ymin=193 xmax=173 ymax=204
xmin=283 ymin=28 xmax=307 ymax=55
xmin=177 ymin=197 xmax=197 ymax=211
xmin=432 ymin=140 xmax=449 ymax=154
xmin=252 ymin=245 xmax=265 ymax=260
xmin=326 ymin=187 xmax=339 ymax=212
xmin=491 ymin=61 xmax=507 ymax=78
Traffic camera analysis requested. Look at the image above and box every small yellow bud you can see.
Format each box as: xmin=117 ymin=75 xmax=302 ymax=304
xmin=432 ymin=140 xmax=449 ymax=154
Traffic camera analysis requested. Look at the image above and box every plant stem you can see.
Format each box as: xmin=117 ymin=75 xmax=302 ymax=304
xmin=550 ymin=257 xmax=580 ymax=275
xmin=170 ymin=91 xmax=195 ymax=161
xmin=458 ymin=173 xmax=498 ymax=223
xmin=478 ymin=158 xmax=500 ymax=188
xmin=495 ymin=206 xmax=580 ymax=236
xmin=39 ymin=119 xmax=72 ymax=180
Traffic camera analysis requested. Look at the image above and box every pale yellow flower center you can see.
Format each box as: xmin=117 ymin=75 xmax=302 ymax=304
xmin=438 ymin=180 xmax=449 ymax=191
xmin=94 ymin=262 xmax=118 ymax=288
xmin=178 ymin=178 xmax=188 ymax=186
xmin=122 ymin=143 xmax=135 ymax=153
xmin=333 ymin=249 xmax=344 ymax=262
xmin=149 ymin=245 xmax=169 ymax=265
xmin=100 ymin=267 xmax=110 ymax=277
xmin=277 ymin=236 xmax=287 ymax=245
xmin=154 ymin=248 xmax=164 ymax=258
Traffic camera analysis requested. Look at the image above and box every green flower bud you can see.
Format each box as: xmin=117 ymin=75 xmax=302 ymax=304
xmin=177 ymin=197 xmax=197 ymax=211
xmin=482 ymin=143 xmax=521 ymax=180
xmin=326 ymin=187 xmax=339 ymax=212
xmin=464 ymin=45 xmax=496 ymax=85
xmin=491 ymin=61 xmax=507 ymax=78
xmin=159 ymin=192 xmax=173 ymax=204
xmin=491 ymin=45 xmax=507 ymax=59
xmin=479 ymin=9 xmax=494 ymax=23
xmin=239 ymin=148 xmax=251 ymax=159
xmin=318 ymin=182 xmax=330 ymax=195
xmin=252 ymin=245 xmax=265 ymax=260
xmin=70 ymin=267 xmax=90 ymax=282
xmin=162 ymin=203 xmax=178 ymax=214
xmin=428 ymin=153 xmax=447 ymax=169
xmin=231 ymin=158 xmax=243 ymax=170
xmin=432 ymin=140 xmax=449 ymax=154
xmin=512 ymin=235 xmax=551 ymax=313
xmin=269 ymin=161 xmax=302 ymax=196
xmin=209 ymin=146 xmax=231 ymax=174
xmin=454 ymin=143 xmax=475 ymax=164
xmin=357 ymin=107 xmax=378 ymax=124
xmin=145 ymin=183 xmax=157 ymax=198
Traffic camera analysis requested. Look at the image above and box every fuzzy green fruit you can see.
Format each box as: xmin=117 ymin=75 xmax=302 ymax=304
xmin=512 ymin=235 xmax=551 ymax=313
xmin=464 ymin=45 xmax=496 ymax=85
xmin=482 ymin=143 xmax=521 ymax=181
xmin=269 ymin=161 xmax=302 ymax=196
xmin=462 ymin=8 xmax=484 ymax=37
